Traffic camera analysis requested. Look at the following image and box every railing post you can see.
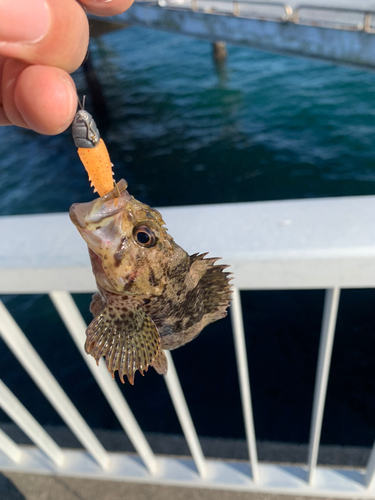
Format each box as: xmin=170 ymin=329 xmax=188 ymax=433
xmin=292 ymin=6 xmax=299 ymax=23
xmin=231 ymin=287 xmax=259 ymax=482
xmin=283 ymin=5 xmax=293 ymax=21
xmin=233 ymin=1 xmax=240 ymax=17
xmin=364 ymin=12 xmax=372 ymax=32
xmin=163 ymin=351 xmax=208 ymax=478
xmin=0 ymin=380 xmax=65 ymax=467
xmin=364 ymin=441 xmax=375 ymax=488
xmin=0 ymin=429 xmax=23 ymax=463
xmin=308 ymin=287 xmax=340 ymax=484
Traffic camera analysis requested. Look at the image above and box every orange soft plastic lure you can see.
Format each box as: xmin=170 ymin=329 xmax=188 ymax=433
xmin=72 ymin=107 xmax=115 ymax=197
xmin=77 ymin=138 xmax=114 ymax=197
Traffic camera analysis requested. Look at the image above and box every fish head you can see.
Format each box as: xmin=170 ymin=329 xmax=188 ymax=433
xmin=70 ymin=179 xmax=182 ymax=296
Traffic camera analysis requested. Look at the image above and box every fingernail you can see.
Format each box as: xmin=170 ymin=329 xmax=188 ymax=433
xmin=0 ymin=0 xmax=51 ymax=43
xmin=56 ymin=74 xmax=78 ymax=132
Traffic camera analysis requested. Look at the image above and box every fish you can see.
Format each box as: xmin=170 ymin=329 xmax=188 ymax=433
xmin=70 ymin=180 xmax=232 ymax=385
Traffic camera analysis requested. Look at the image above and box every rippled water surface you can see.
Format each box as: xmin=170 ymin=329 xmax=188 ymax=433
xmin=1 ymin=27 xmax=375 ymax=449
xmin=1 ymin=27 xmax=375 ymax=214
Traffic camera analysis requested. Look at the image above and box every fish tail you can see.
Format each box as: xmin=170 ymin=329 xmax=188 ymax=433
xmin=85 ymin=306 xmax=161 ymax=384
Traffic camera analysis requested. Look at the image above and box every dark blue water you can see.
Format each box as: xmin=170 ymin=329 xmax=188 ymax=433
xmin=1 ymin=27 xmax=375 ymax=451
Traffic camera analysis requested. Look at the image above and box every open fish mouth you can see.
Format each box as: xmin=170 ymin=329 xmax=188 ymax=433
xmin=69 ymin=202 xmax=92 ymax=229
xmin=69 ymin=179 xmax=130 ymax=229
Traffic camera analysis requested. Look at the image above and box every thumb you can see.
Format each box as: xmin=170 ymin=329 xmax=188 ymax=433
xmin=0 ymin=0 xmax=88 ymax=74
xmin=0 ymin=0 xmax=50 ymax=44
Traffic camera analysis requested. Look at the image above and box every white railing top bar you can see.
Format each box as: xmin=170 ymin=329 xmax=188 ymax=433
xmin=1 ymin=195 xmax=375 ymax=292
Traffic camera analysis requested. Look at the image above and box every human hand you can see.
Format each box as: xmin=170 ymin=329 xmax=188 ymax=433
xmin=0 ymin=0 xmax=133 ymax=135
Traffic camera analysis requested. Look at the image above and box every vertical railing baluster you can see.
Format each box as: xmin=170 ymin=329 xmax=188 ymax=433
xmin=364 ymin=12 xmax=372 ymax=31
xmin=308 ymin=287 xmax=340 ymax=484
xmin=0 ymin=380 xmax=65 ymax=466
xmin=364 ymin=441 xmax=375 ymax=488
xmin=231 ymin=287 xmax=259 ymax=482
xmin=284 ymin=4 xmax=293 ymax=21
xmin=0 ymin=429 xmax=23 ymax=463
xmin=49 ymin=291 xmax=158 ymax=474
xmin=293 ymin=6 xmax=300 ymax=23
xmin=164 ymin=351 xmax=207 ymax=478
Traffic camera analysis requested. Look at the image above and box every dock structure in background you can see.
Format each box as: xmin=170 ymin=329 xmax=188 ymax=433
xmin=89 ymin=1 xmax=375 ymax=69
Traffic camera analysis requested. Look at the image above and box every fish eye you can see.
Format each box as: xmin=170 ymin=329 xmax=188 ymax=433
xmin=133 ymin=225 xmax=157 ymax=248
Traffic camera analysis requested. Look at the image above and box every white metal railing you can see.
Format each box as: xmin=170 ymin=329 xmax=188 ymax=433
xmin=0 ymin=380 xmax=65 ymax=468
xmin=155 ymin=0 xmax=375 ymax=33
xmin=49 ymin=291 xmax=158 ymax=473
xmin=230 ymin=287 xmax=259 ymax=482
xmin=307 ymin=287 xmax=340 ymax=485
xmin=1 ymin=195 xmax=375 ymax=496
xmin=158 ymin=0 xmax=292 ymax=21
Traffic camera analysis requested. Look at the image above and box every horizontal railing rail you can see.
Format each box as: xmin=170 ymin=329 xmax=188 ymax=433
xmin=294 ymin=5 xmax=375 ymax=32
xmin=159 ymin=0 xmax=293 ymax=21
xmin=1 ymin=195 xmax=375 ymax=496
xmin=155 ymin=0 xmax=375 ymax=32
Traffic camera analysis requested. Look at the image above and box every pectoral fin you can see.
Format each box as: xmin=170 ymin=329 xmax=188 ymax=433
xmin=85 ymin=305 xmax=161 ymax=384
xmin=89 ymin=292 xmax=104 ymax=316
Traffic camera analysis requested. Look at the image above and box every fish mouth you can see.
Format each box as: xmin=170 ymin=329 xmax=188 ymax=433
xmin=69 ymin=202 xmax=90 ymax=229
xmin=69 ymin=179 xmax=130 ymax=229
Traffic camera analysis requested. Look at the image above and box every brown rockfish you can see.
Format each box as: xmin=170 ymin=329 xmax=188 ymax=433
xmin=69 ymin=179 xmax=232 ymax=384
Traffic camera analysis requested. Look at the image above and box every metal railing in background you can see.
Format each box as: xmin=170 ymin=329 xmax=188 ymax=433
xmin=293 ymin=5 xmax=375 ymax=32
xmin=157 ymin=0 xmax=293 ymax=21
xmin=0 ymin=195 xmax=375 ymax=496
xmin=104 ymin=0 xmax=375 ymax=71
xmin=156 ymin=0 xmax=375 ymax=33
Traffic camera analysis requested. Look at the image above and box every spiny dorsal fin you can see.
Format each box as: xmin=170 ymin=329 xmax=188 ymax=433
xmin=85 ymin=306 xmax=161 ymax=384
xmin=151 ymin=349 xmax=168 ymax=375
xmin=190 ymin=252 xmax=232 ymax=317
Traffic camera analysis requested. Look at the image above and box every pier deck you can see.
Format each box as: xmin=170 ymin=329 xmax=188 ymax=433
xmin=94 ymin=0 xmax=375 ymax=69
